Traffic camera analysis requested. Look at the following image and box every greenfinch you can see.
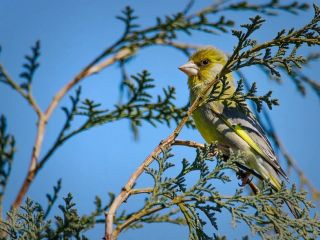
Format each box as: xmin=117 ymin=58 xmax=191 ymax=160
xmin=179 ymin=47 xmax=301 ymax=218
xmin=179 ymin=47 xmax=299 ymax=217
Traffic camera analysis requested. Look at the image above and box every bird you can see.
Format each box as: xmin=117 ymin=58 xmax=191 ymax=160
xmin=179 ymin=47 xmax=300 ymax=218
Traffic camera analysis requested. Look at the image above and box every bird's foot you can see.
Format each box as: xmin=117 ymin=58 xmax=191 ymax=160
xmin=237 ymin=171 xmax=252 ymax=187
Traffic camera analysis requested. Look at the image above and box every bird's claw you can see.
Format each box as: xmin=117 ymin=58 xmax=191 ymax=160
xmin=237 ymin=172 xmax=252 ymax=187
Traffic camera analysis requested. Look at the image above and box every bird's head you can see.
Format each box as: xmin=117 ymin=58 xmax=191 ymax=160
xmin=179 ymin=47 xmax=228 ymax=91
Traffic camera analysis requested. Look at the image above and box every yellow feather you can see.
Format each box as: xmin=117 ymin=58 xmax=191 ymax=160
xmin=268 ymin=173 xmax=282 ymax=190
xmin=233 ymin=124 xmax=270 ymax=162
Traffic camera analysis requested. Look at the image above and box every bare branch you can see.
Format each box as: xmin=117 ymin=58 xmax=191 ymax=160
xmin=45 ymin=47 xmax=134 ymax=119
xmin=172 ymin=139 xmax=204 ymax=149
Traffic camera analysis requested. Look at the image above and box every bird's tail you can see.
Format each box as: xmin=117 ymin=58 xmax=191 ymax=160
xmin=268 ymin=171 xmax=282 ymax=191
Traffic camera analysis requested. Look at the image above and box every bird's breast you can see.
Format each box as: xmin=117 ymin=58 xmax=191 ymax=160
xmin=192 ymin=102 xmax=230 ymax=145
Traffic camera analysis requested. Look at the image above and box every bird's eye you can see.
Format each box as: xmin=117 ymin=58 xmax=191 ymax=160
xmin=201 ymin=59 xmax=209 ymax=66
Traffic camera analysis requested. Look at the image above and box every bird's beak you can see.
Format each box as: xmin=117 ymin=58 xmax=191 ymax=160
xmin=179 ymin=61 xmax=199 ymax=76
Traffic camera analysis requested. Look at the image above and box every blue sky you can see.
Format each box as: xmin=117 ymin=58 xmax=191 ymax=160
xmin=0 ymin=0 xmax=319 ymax=239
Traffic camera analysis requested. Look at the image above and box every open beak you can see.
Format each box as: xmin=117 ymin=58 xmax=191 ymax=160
xmin=179 ymin=61 xmax=199 ymax=76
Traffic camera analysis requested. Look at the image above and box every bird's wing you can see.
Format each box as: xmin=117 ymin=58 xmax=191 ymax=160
xmin=212 ymin=103 xmax=288 ymax=180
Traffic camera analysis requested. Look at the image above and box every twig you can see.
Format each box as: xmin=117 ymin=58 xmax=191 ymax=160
xmin=129 ymin=188 xmax=153 ymax=195
xmin=44 ymin=47 xmax=134 ymax=119
xmin=172 ymin=139 xmax=204 ymax=149
xmin=155 ymin=39 xmax=202 ymax=50
xmin=112 ymin=205 xmax=165 ymax=238
xmin=248 ymin=181 xmax=260 ymax=195
xmin=0 ymin=64 xmax=42 ymax=117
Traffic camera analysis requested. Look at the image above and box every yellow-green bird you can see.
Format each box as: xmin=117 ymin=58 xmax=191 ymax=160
xmin=179 ymin=47 xmax=299 ymax=217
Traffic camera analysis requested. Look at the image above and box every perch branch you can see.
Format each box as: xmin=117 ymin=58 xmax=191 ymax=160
xmin=174 ymin=139 xmax=260 ymax=195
